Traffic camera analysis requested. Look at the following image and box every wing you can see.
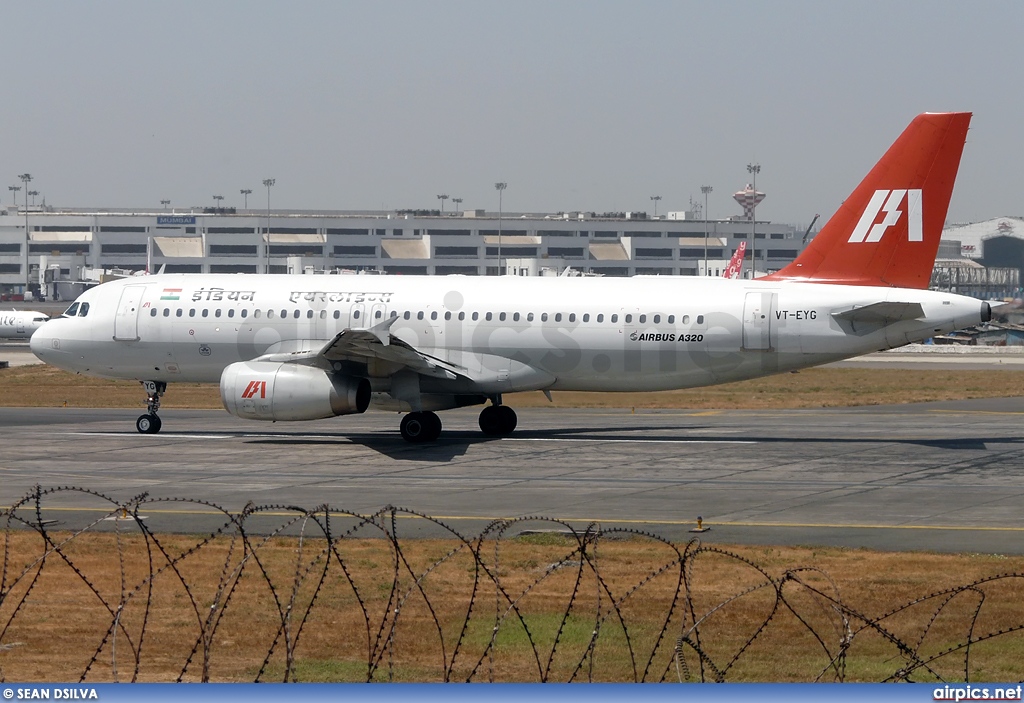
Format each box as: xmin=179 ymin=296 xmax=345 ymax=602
xmin=253 ymin=317 xmax=462 ymax=380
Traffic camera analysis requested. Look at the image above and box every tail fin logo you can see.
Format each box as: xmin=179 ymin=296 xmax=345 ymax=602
xmin=241 ymin=380 xmax=266 ymax=399
xmin=847 ymin=189 xmax=923 ymax=244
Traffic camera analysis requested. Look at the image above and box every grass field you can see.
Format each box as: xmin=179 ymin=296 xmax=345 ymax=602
xmin=2 ymin=531 xmax=1023 ymax=683
xmin=2 ymin=364 xmax=1023 ymax=410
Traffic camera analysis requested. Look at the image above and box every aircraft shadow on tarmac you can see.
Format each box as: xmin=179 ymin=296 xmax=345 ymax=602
xmin=239 ymin=425 xmax=1016 ymax=461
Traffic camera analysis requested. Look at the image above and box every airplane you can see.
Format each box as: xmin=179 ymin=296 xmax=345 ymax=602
xmin=724 ymin=241 xmax=746 ymax=279
xmin=0 ymin=310 xmax=49 ymax=339
xmin=30 ymin=112 xmax=988 ymax=443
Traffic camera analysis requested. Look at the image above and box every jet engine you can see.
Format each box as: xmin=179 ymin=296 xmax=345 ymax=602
xmin=220 ymin=361 xmax=370 ymax=421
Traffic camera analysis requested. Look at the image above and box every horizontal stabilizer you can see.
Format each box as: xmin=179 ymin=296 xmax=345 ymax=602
xmin=831 ymin=301 xmax=925 ymax=325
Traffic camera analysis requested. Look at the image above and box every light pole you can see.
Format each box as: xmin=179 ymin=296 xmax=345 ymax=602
xmin=213 ymin=195 xmax=224 ymax=211
xmin=18 ymin=174 xmax=32 ymax=290
xmin=451 ymin=197 xmax=462 ymax=214
xmin=437 ymin=193 xmax=449 ymax=214
xmin=160 ymin=199 xmax=170 ymax=210
xmin=649 ymin=195 xmax=661 ymax=217
xmin=240 ymin=189 xmax=252 ymax=209
xmin=262 ymin=178 xmax=275 ymax=274
xmin=747 ymin=163 xmax=760 ymax=278
xmin=8 ymin=185 xmax=20 ymax=206
xmin=28 ymin=190 xmax=38 ymax=206
xmin=701 ymin=185 xmax=713 ymax=275
xmin=494 ymin=182 xmax=507 ymax=275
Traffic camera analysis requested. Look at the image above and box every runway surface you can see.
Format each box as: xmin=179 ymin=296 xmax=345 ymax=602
xmin=2 ymin=400 xmax=1024 ymax=554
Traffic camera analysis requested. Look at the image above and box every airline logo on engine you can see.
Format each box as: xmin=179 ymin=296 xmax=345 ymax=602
xmin=241 ymin=380 xmax=266 ymax=399
xmin=848 ymin=189 xmax=923 ymax=243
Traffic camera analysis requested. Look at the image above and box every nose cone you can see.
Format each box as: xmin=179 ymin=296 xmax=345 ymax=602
xmin=29 ymin=324 xmax=52 ymax=361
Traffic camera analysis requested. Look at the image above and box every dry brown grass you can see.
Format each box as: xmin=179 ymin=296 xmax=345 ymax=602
xmin=2 ymin=364 xmax=1023 ymax=410
xmin=2 ymin=530 xmax=1024 ymax=683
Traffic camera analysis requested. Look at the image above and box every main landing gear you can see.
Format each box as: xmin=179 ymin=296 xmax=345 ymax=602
xmin=136 ymin=380 xmax=166 ymax=434
xmin=400 ymin=411 xmax=442 ymax=443
xmin=398 ymin=400 xmax=518 ymax=443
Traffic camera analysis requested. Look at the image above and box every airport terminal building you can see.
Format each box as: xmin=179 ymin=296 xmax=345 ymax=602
xmin=0 ymin=207 xmax=802 ymax=299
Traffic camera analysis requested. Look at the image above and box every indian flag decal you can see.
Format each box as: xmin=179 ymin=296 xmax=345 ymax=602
xmin=160 ymin=288 xmax=182 ymax=300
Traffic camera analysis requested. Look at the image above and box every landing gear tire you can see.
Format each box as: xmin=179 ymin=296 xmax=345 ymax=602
xmin=479 ymin=404 xmax=517 ymax=437
xmin=138 ymin=380 xmax=166 ymax=434
xmin=400 ymin=411 xmax=442 ymax=443
xmin=136 ymin=413 xmax=162 ymax=434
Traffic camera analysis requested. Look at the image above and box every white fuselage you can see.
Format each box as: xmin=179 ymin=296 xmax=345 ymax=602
xmin=30 ymin=273 xmax=985 ymax=401
xmin=0 ymin=310 xmax=49 ymax=339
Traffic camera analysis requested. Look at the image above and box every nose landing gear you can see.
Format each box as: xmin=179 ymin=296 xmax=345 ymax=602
xmin=136 ymin=380 xmax=166 ymax=434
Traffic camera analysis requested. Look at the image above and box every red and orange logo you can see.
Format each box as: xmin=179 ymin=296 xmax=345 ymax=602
xmin=241 ymin=380 xmax=266 ymax=399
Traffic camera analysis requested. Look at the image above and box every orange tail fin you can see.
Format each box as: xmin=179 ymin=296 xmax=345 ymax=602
xmin=763 ymin=112 xmax=971 ymax=289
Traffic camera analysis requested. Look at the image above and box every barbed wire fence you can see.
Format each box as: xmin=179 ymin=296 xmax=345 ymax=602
xmin=1 ymin=485 xmax=1023 ymax=683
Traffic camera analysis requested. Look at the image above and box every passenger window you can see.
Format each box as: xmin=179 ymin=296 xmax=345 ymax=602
xmin=499 ymin=312 xmax=506 ymax=321
xmin=445 ymin=311 xmax=452 ymax=320
xmin=458 ymin=312 xmax=465 ymax=321
xmin=485 ymin=312 xmax=493 ymax=321
xmin=555 ymin=313 xmax=562 ymax=322
xmin=668 ymin=315 xmax=674 ymax=323
xmin=611 ymin=314 xmax=618 ymax=323
xmin=176 ymin=309 xmax=183 ymax=317
xmin=268 ymin=310 xmax=275 ymax=319
xmin=639 ymin=314 xmax=646 ymax=323
xmin=416 ymin=311 xmax=423 ymax=320
xmin=569 ymin=313 xmax=576 ymax=322
xmin=215 ymin=309 xmax=222 ymax=318
xmin=150 ymin=308 xmax=157 ymax=317
xmin=228 ymin=309 xmax=235 ymax=318
xmin=541 ymin=313 xmax=548 ymax=322
xmin=404 ymin=311 xmax=411 ymax=320
xmin=583 ymin=313 xmax=589 ymax=322
xmin=697 ymin=315 xmax=705 ymax=324
xmin=430 ymin=311 xmax=437 ymax=320
xmin=64 ymin=303 xmax=79 ymax=317
xmin=253 ymin=309 xmax=261 ymax=319
xmin=163 ymin=309 xmax=170 ymax=317
xmin=682 ymin=315 xmax=690 ymax=324
xmin=472 ymin=312 xmax=479 ymax=321
xmin=333 ymin=310 xmax=340 ymax=319
xmin=653 ymin=315 xmax=660 ymax=323
xmin=188 ymin=309 xmax=196 ymax=317
xmin=389 ymin=311 xmax=397 ymax=318
xmin=597 ymin=314 xmax=604 ymax=322
xmin=625 ymin=314 xmax=632 ymax=323
xmin=527 ymin=312 xmax=534 ymax=322
xmin=353 ymin=310 xmax=361 ymax=319
xmin=376 ymin=310 xmax=383 ymax=319
xmin=294 ymin=310 xmax=301 ymax=319
xmin=202 ymin=309 xmax=209 ymax=317
xmin=513 ymin=312 xmax=520 ymax=322
xmin=241 ymin=309 xmax=249 ymax=318
xmin=78 ymin=303 xmax=90 ymax=317
xmin=280 ymin=309 xmax=287 ymax=318
xmin=308 ymin=310 xmax=314 ymax=319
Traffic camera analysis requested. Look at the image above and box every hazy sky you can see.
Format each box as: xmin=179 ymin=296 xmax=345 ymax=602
xmin=2 ymin=1 xmax=1021 ymax=227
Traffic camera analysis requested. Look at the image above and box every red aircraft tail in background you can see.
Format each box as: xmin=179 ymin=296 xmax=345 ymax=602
xmin=723 ymin=241 xmax=746 ymax=279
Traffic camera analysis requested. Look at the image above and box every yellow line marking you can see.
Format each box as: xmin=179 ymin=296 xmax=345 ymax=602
xmin=4 ymin=506 xmax=1024 ymax=532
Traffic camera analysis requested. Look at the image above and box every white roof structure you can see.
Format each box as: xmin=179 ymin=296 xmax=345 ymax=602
xmin=943 ymin=217 xmax=1024 ymax=259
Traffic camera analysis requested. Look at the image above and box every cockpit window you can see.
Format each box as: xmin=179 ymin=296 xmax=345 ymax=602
xmin=63 ymin=303 xmax=79 ymax=317
xmin=78 ymin=302 xmax=90 ymax=317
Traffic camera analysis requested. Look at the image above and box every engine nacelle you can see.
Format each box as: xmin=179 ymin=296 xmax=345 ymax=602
xmin=220 ymin=361 xmax=370 ymax=421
